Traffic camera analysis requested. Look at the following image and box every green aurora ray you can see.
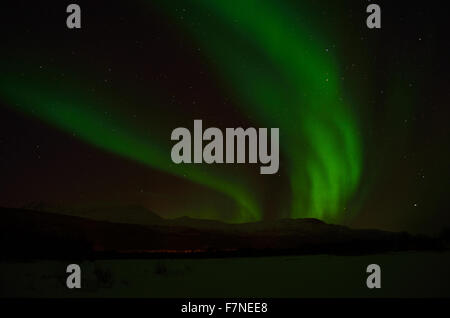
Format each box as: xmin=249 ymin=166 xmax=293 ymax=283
xmin=156 ymin=0 xmax=363 ymax=221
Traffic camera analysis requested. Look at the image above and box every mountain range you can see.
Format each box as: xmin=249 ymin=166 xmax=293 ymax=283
xmin=0 ymin=206 xmax=446 ymax=259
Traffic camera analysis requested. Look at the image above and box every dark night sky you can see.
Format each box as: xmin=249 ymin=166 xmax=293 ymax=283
xmin=0 ymin=0 xmax=449 ymax=234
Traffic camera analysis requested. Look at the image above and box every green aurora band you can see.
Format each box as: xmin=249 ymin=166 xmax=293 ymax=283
xmin=156 ymin=0 xmax=363 ymax=221
xmin=0 ymin=74 xmax=261 ymax=222
xmin=0 ymin=0 xmax=363 ymax=223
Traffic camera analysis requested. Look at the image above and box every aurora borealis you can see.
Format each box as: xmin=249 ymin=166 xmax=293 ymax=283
xmin=0 ymin=0 xmax=449 ymax=234
xmin=155 ymin=0 xmax=363 ymax=220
